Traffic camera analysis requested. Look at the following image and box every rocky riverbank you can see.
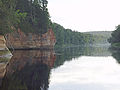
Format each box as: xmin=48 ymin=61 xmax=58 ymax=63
xmin=0 ymin=35 xmax=12 ymax=85
xmin=0 ymin=35 xmax=12 ymax=58
xmin=6 ymin=29 xmax=56 ymax=50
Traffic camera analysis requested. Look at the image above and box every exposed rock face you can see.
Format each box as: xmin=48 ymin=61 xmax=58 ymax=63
xmin=6 ymin=29 xmax=56 ymax=49
xmin=0 ymin=35 xmax=12 ymax=58
xmin=0 ymin=36 xmax=11 ymax=85
xmin=0 ymin=36 xmax=7 ymax=50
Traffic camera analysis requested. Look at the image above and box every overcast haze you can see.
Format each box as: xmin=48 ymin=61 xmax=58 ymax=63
xmin=48 ymin=0 xmax=120 ymax=32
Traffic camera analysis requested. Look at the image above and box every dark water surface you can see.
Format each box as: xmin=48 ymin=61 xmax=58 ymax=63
xmin=0 ymin=46 xmax=120 ymax=90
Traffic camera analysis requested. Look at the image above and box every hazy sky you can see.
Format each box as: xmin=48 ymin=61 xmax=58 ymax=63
xmin=48 ymin=0 xmax=120 ymax=32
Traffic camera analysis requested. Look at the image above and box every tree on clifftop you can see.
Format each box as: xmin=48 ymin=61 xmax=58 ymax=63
xmin=0 ymin=0 xmax=51 ymax=35
xmin=16 ymin=0 xmax=50 ymax=34
xmin=0 ymin=0 xmax=16 ymax=35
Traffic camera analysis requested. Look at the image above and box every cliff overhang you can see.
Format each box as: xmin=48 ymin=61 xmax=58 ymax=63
xmin=5 ymin=29 xmax=56 ymax=50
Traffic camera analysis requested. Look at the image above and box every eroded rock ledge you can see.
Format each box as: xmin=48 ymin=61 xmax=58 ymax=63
xmin=0 ymin=36 xmax=8 ymax=51
xmin=6 ymin=29 xmax=56 ymax=50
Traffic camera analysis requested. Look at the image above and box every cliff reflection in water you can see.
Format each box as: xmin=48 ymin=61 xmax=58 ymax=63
xmin=0 ymin=46 xmax=115 ymax=90
xmin=0 ymin=50 xmax=56 ymax=90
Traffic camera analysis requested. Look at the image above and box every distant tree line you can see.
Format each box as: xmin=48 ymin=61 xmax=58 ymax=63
xmin=52 ymin=23 xmax=94 ymax=47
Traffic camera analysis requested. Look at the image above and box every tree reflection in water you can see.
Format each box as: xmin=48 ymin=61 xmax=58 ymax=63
xmin=0 ymin=50 xmax=56 ymax=90
xmin=0 ymin=46 xmax=116 ymax=90
xmin=54 ymin=46 xmax=111 ymax=68
xmin=111 ymin=50 xmax=120 ymax=64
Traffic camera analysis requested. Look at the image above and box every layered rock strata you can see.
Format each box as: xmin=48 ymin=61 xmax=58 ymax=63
xmin=6 ymin=29 xmax=56 ymax=50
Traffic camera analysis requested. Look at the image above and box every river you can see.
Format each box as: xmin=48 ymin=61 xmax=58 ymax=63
xmin=0 ymin=45 xmax=120 ymax=90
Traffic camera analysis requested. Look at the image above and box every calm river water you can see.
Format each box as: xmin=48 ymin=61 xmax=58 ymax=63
xmin=0 ymin=45 xmax=120 ymax=90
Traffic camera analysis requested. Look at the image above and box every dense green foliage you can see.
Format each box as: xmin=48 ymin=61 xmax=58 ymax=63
xmin=52 ymin=23 xmax=94 ymax=47
xmin=16 ymin=0 xmax=50 ymax=34
xmin=0 ymin=0 xmax=96 ymax=47
xmin=109 ymin=25 xmax=120 ymax=43
xmin=0 ymin=0 xmax=17 ymax=35
xmin=0 ymin=0 xmax=50 ymax=35
xmin=108 ymin=25 xmax=120 ymax=48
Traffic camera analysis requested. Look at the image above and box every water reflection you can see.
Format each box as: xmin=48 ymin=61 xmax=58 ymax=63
xmin=54 ymin=46 xmax=111 ymax=68
xmin=0 ymin=45 xmax=120 ymax=90
xmin=50 ymin=46 xmax=120 ymax=90
xmin=0 ymin=50 xmax=56 ymax=90
xmin=111 ymin=50 xmax=120 ymax=64
xmin=49 ymin=56 xmax=120 ymax=90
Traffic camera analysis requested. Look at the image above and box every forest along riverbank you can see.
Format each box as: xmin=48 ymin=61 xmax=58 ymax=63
xmin=0 ymin=30 xmax=116 ymax=90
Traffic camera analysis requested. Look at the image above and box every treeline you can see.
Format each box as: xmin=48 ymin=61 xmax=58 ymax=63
xmin=52 ymin=23 xmax=94 ymax=47
xmin=85 ymin=31 xmax=112 ymax=45
xmin=108 ymin=25 xmax=120 ymax=48
xmin=0 ymin=0 xmax=95 ymax=47
xmin=0 ymin=0 xmax=50 ymax=35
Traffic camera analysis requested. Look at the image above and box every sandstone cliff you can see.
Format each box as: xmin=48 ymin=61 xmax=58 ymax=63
xmin=0 ymin=35 xmax=12 ymax=58
xmin=6 ymin=29 xmax=56 ymax=49
xmin=0 ymin=36 xmax=11 ymax=85
xmin=0 ymin=36 xmax=7 ymax=51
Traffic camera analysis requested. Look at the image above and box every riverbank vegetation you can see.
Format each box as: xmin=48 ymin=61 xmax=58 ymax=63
xmin=16 ymin=0 xmax=50 ymax=34
xmin=85 ymin=31 xmax=112 ymax=45
xmin=0 ymin=0 xmax=17 ymax=35
xmin=0 ymin=0 xmax=50 ymax=35
xmin=108 ymin=25 xmax=120 ymax=49
xmin=52 ymin=23 xmax=94 ymax=47
xmin=0 ymin=0 xmax=97 ymax=48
